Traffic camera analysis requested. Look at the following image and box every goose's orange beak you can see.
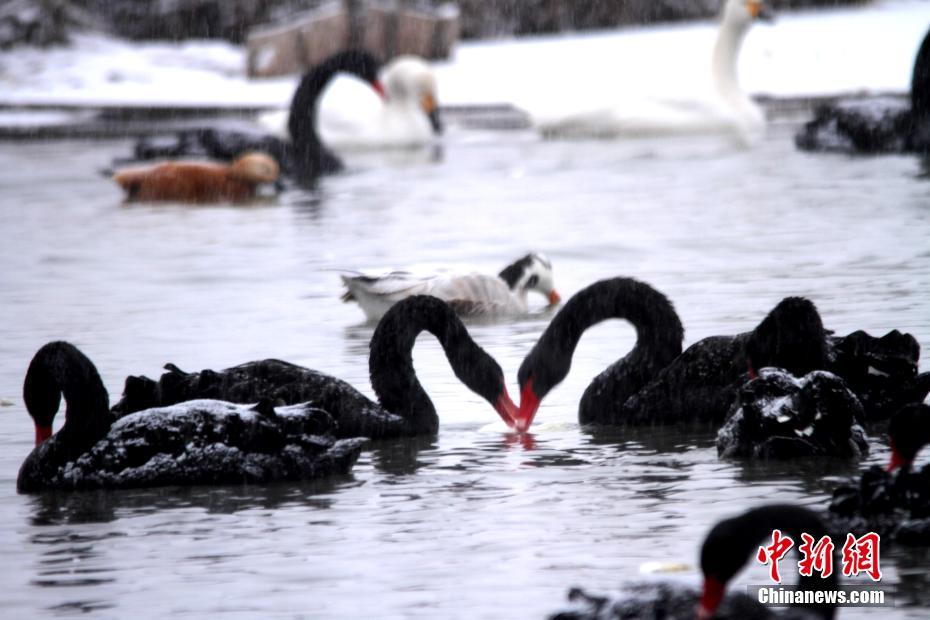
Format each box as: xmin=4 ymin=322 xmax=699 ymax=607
xmin=548 ymin=290 xmax=562 ymax=305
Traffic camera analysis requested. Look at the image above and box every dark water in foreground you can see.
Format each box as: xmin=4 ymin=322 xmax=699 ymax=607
xmin=1 ymin=124 xmax=928 ymax=618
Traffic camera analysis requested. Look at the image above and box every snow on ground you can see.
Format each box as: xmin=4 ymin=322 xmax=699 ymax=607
xmin=0 ymin=0 xmax=927 ymax=115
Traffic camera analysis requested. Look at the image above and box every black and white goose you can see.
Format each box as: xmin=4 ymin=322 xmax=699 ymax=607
xmin=341 ymin=253 xmax=561 ymax=322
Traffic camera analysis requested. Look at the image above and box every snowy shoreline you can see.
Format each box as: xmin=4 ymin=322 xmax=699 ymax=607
xmin=0 ymin=1 xmax=926 ymax=122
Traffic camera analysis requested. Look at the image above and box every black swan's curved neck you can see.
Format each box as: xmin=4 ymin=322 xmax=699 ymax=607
xmin=22 ymin=341 xmax=111 ymax=450
xmin=912 ymin=27 xmax=930 ymax=117
xmin=369 ymin=296 xmax=514 ymax=435
xmin=516 ymin=278 xmax=683 ymax=428
xmin=700 ymin=505 xmax=837 ymax=619
xmin=287 ymin=49 xmax=381 ymax=181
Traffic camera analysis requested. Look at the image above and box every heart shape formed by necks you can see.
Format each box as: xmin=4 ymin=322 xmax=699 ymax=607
xmin=514 ymin=379 xmax=540 ymax=433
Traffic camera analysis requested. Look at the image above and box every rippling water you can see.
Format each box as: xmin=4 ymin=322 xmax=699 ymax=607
xmin=1 ymin=122 xmax=929 ymax=618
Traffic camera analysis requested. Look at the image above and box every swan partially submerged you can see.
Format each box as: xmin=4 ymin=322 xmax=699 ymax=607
xmin=534 ymin=0 xmax=772 ymax=143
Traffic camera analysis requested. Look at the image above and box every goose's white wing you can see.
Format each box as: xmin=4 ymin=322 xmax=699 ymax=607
xmin=342 ymin=272 xmax=524 ymax=321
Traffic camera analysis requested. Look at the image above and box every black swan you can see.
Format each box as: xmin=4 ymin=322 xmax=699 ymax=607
xmin=516 ymin=282 xmax=927 ymax=431
xmin=341 ymin=252 xmax=561 ymax=321
xmin=550 ymin=505 xmax=836 ymax=620
xmin=17 ymin=341 xmax=366 ymax=492
xmin=829 ymin=329 xmax=930 ymax=422
xmin=129 ymin=49 xmax=384 ymax=185
xmin=796 ymin=27 xmax=930 ymax=155
xmin=829 ymin=403 xmax=930 ymax=545
xmin=716 ymin=368 xmax=869 ymax=459
xmin=514 ymin=278 xmax=684 ymax=431
xmin=112 ymin=295 xmax=518 ymax=439
xmin=515 ymin=284 xmax=826 ymax=430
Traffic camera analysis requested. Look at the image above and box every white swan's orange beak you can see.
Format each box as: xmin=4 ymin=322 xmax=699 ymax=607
xmin=747 ymin=1 xmax=774 ymax=22
xmin=547 ymin=290 xmax=562 ymax=305
xmin=421 ymin=93 xmax=442 ymax=134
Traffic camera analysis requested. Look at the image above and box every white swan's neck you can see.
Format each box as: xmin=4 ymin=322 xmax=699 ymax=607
xmin=711 ymin=16 xmax=749 ymax=103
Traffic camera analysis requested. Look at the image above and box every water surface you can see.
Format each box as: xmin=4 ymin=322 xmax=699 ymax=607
xmin=1 ymin=122 xmax=928 ymax=618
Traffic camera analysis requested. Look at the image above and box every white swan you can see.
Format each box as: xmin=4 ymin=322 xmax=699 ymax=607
xmin=534 ymin=0 xmax=772 ymax=141
xmin=341 ymin=253 xmax=561 ymax=321
xmin=259 ymin=55 xmax=441 ymax=149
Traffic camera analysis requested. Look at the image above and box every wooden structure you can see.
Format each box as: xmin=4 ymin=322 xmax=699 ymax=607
xmin=246 ymin=1 xmax=459 ymax=78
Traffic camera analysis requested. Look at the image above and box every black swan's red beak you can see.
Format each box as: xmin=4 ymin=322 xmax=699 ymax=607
xmin=697 ymin=576 xmax=725 ymax=619
xmin=371 ymin=80 xmax=386 ymax=100
xmin=494 ymin=388 xmax=518 ymax=428
xmin=887 ymin=441 xmax=908 ymax=472
xmin=35 ymin=425 xmax=52 ymax=446
xmin=514 ymin=380 xmax=541 ymax=433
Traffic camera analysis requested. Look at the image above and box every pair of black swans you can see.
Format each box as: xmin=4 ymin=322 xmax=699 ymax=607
xmin=19 ymin=277 xmax=929 ymax=493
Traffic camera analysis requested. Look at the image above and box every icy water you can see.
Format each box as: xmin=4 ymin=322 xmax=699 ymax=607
xmin=1 ymin=122 xmax=929 ymax=619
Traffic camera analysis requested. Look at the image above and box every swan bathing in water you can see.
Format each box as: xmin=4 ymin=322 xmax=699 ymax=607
xmin=534 ymin=0 xmax=772 ymax=142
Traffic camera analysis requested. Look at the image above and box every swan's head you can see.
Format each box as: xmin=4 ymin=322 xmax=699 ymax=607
xmin=722 ymin=0 xmax=774 ymax=28
xmin=228 ymin=152 xmax=280 ymax=184
xmin=888 ymin=403 xmax=930 ymax=471
xmin=498 ymin=253 xmax=561 ymax=306
xmin=382 ymin=56 xmax=442 ymax=134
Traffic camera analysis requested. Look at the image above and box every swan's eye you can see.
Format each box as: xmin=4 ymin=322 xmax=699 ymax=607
xmin=526 ymin=275 xmax=539 ymax=288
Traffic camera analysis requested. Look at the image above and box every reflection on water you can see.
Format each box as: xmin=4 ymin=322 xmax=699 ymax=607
xmin=0 ymin=124 xmax=928 ymax=618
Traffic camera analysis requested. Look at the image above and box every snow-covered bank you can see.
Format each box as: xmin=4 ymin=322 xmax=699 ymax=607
xmin=0 ymin=0 xmax=927 ymax=113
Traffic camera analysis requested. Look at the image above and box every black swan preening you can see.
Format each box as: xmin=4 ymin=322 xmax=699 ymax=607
xmin=828 ymin=403 xmax=930 ymax=546
xmin=114 ymin=295 xmax=518 ymax=439
xmin=716 ymin=368 xmax=869 ymax=459
xmin=550 ymin=505 xmax=836 ymax=620
xmin=796 ymin=27 xmax=930 ymax=155
xmin=515 ymin=278 xmax=684 ymax=430
xmin=17 ymin=341 xmax=366 ymax=492
xmin=130 ymin=50 xmax=384 ymax=185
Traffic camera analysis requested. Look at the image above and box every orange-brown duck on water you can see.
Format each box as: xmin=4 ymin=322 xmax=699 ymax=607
xmin=112 ymin=151 xmax=279 ymax=203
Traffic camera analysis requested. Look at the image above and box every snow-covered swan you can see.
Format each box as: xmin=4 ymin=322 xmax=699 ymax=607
xmin=535 ymin=0 xmax=772 ymax=142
